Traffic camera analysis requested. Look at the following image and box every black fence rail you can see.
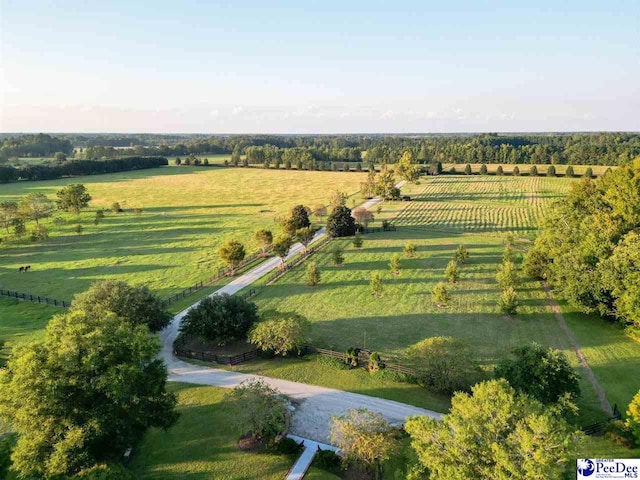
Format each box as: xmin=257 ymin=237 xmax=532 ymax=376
xmin=304 ymin=345 xmax=418 ymax=376
xmin=163 ymin=249 xmax=271 ymax=306
xmin=358 ymin=225 xmax=397 ymax=234
xmin=580 ymin=404 xmax=622 ymax=436
xmin=0 ymin=289 xmax=70 ymax=308
xmin=174 ymin=346 xmax=259 ymax=366
xmin=266 ymin=236 xmax=333 ymax=285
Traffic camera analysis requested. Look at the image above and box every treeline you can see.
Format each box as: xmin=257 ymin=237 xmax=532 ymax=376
xmin=524 ymin=157 xmax=640 ymax=335
xmin=0 ymin=134 xmax=74 ymax=160
xmin=0 ymin=156 xmax=168 ymax=183
xmin=4 ymin=132 xmax=639 ymax=166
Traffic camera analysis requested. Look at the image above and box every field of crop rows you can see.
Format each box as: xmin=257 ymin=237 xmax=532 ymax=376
xmin=393 ymin=175 xmax=574 ymax=235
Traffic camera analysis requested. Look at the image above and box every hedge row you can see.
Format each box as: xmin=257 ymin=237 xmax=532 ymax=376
xmin=0 ymin=156 xmax=168 ymax=183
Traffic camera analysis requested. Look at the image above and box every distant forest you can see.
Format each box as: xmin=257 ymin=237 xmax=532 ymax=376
xmin=1 ymin=132 xmax=639 ymax=166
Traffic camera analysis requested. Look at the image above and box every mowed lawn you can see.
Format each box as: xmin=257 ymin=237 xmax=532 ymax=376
xmin=246 ymin=229 xmax=640 ymax=422
xmin=0 ymin=167 xmax=366 ymax=302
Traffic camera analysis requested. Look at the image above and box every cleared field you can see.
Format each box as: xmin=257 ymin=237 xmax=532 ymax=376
xmin=0 ymin=167 xmax=366 ymax=301
xmin=393 ymin=175 xmax=572 ymax=236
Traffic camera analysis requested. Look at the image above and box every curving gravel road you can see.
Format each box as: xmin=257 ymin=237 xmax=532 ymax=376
xmin=159 ymin=180 xmax=443 ymax=443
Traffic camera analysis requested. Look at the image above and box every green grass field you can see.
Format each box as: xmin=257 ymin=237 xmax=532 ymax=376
xmin=393 ymin=175 xmax=572 ymax=237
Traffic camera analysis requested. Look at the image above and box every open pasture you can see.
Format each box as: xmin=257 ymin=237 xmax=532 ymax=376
xmin=393 ymin=175 xmax=573 ymax=236
xmin=0 ymin=167 xmax=366 ymax=302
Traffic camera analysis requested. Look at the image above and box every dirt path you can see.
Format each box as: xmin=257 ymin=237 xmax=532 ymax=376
xmin=542 ymin=282 xmax=613 ymax=417
xmin=159 ymin=181 xmax=443 ymax=443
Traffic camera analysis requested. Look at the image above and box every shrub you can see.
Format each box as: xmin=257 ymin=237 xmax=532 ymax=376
xmin=74 ymin=464 xmax=136 ymax=480
xmin=389 ymin=254 xmax=401 ymax=275
xmin=455 ymin=245 xmax=469 ymax=263
xmin=496 ymin=261 xmax=518 ymax=289
xmin=94 ymin=209 xmax=104 ymax=225
xmin=74 ymin=224 xmax=83 ymax=235
xmin=180 ymin=293 xmax=258 ymax=345
xmin=218 ymin=240 xmax=246 ymax=273
xmin=272 ymin=437 xmax=303 ymax=455
xmin=381 ymin=219 xmax=390 ymax=230
xmin=496 ymin=165 xmax=504 ymax=176
xmin=249 ymin=314 xmax=311 ymax=356
xmin=495 ymin=342 xmax=580 ymax=404
xmin=605 ymin=420 xmax=636 ymax=449
xmin=313 ymin=449 xmax=342 ymax=474
xmin=431 ymin=282 xmax=450 ymax=305
xmin=404 ymin=336 xmax=483 ymax=394
xmin=255 ymin=229 xmax=273 ymax=253
xmin=204 ymin=158 xmax=210 ymax=165
xmin=232 ymin=380 xmax=289 ymax=445
xmin=584 ymin=167 xmax=593 ymax=178
xmin=480 ymin=164 xmax=488 ymax=175
xmin=332 ymin=247 xmax=344 ymax=266
xmin=547 ymin=164 xmax=556 ymax=177
xmin=403 ymin=242 xmax=416 ymax=257
xmin=12 ymin=218 xmax=25 ymax=236
xmin=30 ymin=224 xmax=49 ymax=241
xmin=174 ymin=157 xmax=181 ymax=165
xmin=110 ymin=202 xmax=122 ymax=213
xmin=352 ymin=231 xmax=363 ymax=248
xmin=627 ymin=390 xmax=640 ymax=443
xmin=305 ymin=261 xmax=321 ymax=286
xmin=464 ymin=164 xmax=472 ymax=175
xmin=498 ymin=286 xmax=519 ymax=314
xmin=317 ymin=354 xmax=351 ymax=370
xmin=565 ymin=165 xmax=575 ymax=177
xmin=513 ymin=165 xmax=520 ymax=176
xmin=371 ymin=272 xmax=383 ymax=297
xmin=523 ymin=247 xmax=550 ymax=279
xmin=529 ymin=165 xmax=538 ymax=176
xmin=368 ymin=352 xmax=384 ymax=372
xmin=345 ymin=347 xmax=360 ymax=367
xmin=71 ymin=279 xmax=172 ymax=332
xmin=326 ymin=205 xmax=356 ymax=237
xmin=444 ymin=260 xmax=459 ymax=283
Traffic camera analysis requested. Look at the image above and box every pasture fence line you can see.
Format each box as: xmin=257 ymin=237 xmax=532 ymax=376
xmin=580 ymin=404 xmax=622 ymax=436
xmin=174 ymin=346 xmax=259 ymax=366
xmin=163 ymin=249 xmax=271 ymax=306
xmin=357 ymin=224 xmax=397 ymax=234
xmin=0 ymin=289 xmax=70 ymax=308
xmin=266 ymin=236 xmax=333 ymax=285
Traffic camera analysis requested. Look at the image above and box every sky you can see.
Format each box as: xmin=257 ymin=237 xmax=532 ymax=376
xmin=1 ymin=0 xmax=639 ymax=133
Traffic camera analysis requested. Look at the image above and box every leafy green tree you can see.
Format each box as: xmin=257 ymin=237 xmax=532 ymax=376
xmin=512 ymin=165 xmax=520 ymax=176
xmin=431 ymin=282 xmax=450 ymax=305
xmin=389 ymin=253 xmax=401 ymax=275
xmin=255 ymin=229 xmax=273 ymax=254
xmin=547 ymin=164 xmax=556 ymax=177
xmin=71 ymin=280 xmax=172 ymax=333
xmin=529 ymin=165 xmax=538 ymax=176
xmin=360 ymin=169 xmax=378 ymax=198
xmin=330 ymin=409 xmax=399 ymax=474
xmin=94 ymin=209 xmax=105 ymax=225
xmin=54 ymin=151 xmax=67 ymax=162
xmin=496 ymin=261 xmax=518 ymax=289
xmin=352 ymin=207 xmax=374 ymax=227
xmin=248 ymin=314 xmax=311 ymax=355
xmin=312 ymin=204 xmax=327 ymax=222
xmin=0 ymin=310 xmax=178 ymax=478
xmin=445 ymin=260 xmax=459 ymax=283
xmin=601 ymin=231 xmax=640 ymax=326
xmin=11 ymin=217 xmax=25 ymax=237
xmin=332 ymin=247 xmax=345 ymax=266
xmin=272 ymin=234 xmax=293 ymax=266
xmin=289 ymin=205 xmax=311 ymax=230
xmin=627 ymin=390 xmax=640 ymax=443
xmin=375 ymin=164 xmax=397 ymax=199
xmin=329 ymin=190 xmax=348 ymax=208
xmin=405 ymin=379 xmax=582 ymax=480
xmin=396 ymin=151 xmax=419 ymax=182
xmin=56 ymin=184 xmax=92 ymax=214
xmin=480 ymin=164 xmax=488 ymax=175
xmin=455 ymin=245 xmax=469 ymax=263
xmin=404 ymin=336 xmax=483 ymax=393
xmin=584 ymin=167 xmax=593 ymax=178
xmin=404 ymin=241 xmax=416 ymax=257
xmin=464 ymin=164 xmax=472 ymax=175
xmin=305 ymin=261 xmax=321 ymax=286
xmin=495 ymin=343 xmax=580 ymax=404
xmin=371 ymin=272 xmax=383 ymax=297
xmin=0 ymin=201 xmax=18 ymax=233
xmin=232 ymin=380 xmax=288 ymax=444
xmin=498 ymin=287 xmax=519 ymax=315
xmin=219 ymin=240 xmax=246 ymax=273
xmin=0 ymin=436 xmax=11 ymax=479
xmin=180 ymin=293 xmax=258 ymax=345
xmin=30 ymin=224 xmax=49 ymax=241
xmin=496 ymin=165 xmax=504 ymax=176
xmin=352 ymin=231 xmax=363 ymax=248
xmin=18 ymin=192 xmax=53 ymax=225
xmin=296 ymin=226 xmax=315 ymax=253
xmin=174 ymin=157 xmax=182 ymax=165
xmin=565 ymin=165 xmax=574 ymax=177
xmin=327 ymin=205 xmax=356 ymax=237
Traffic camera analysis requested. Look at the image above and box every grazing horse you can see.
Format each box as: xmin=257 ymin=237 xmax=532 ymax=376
xmin=25 ymin=265 xmax=31 ymax=271
xmin=18 ymin=266 xmax=24 ymax=273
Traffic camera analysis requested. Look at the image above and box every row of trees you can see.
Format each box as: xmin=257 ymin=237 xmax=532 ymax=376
xmin=524 ymin=158 xmax=640 ymax=333
xmin=0 ymin=134 xmax=73 ymax=160
xmin=497 ymin=239 xmax=520 ymax=315
xmin=0 ymin=280 xmax=177 ymax=478
xmin=0 ymin=156 xmax=168 ymax=183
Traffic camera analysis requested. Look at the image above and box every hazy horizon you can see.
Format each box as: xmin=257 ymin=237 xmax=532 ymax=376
xmin=2 ymin=1 xmax=639 ymax=133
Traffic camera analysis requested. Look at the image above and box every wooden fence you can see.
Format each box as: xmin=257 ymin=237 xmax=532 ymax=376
xmin=580 ymin=404 xmax=622 ymax=436
xmin=266 ymin=236 xmax=333 ymax=285
xmin=0 ymin=289 xmax=70 ymax=308
xmin=304 ymin=345 xmax=418 ymax=376
xmin=358 ymin=224 xmax=397 ymax=234
xmin=163 ymin=250 xmax=269 ymax=306
xmin=174 ymin=346 xmax=259 ymax=366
